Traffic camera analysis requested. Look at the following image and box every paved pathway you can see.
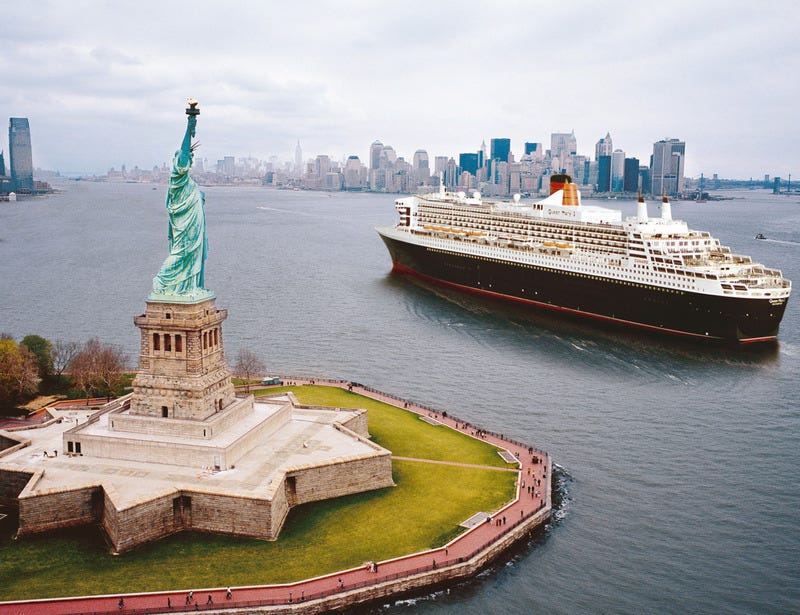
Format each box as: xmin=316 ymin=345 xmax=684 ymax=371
xmin=0 ymin=382 xmax=550 ymax=615
xmin=391 ymin=456 xmax=519 ymax=471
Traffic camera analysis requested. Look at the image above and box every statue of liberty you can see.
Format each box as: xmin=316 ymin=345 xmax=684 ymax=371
xmin=150 ymin=100 xmax=212 ymax=301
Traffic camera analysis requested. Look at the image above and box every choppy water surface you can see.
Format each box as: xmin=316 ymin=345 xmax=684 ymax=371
xmin=1 ymin=182 xmax=799 ymax=614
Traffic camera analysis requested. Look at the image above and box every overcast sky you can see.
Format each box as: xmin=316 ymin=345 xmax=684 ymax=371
xmin=2 ymin=0 xmax=798 ymax=178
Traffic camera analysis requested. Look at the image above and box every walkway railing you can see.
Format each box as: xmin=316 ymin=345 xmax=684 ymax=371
xmin=39 ymin=501 xmax=549 ymax=615
xmin=257 ymin=376 xmax=548 ymax=457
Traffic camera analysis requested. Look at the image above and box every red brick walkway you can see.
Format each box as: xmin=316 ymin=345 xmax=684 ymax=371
xmin=0 ymin=381 xmax=550 ymax=615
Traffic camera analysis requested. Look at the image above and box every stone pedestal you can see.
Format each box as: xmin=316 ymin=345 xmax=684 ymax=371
xmin=128 ymin=297 xmax=237 ymax=421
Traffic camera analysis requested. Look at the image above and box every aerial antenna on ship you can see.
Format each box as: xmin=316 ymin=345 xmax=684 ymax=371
xmin=439 ymin=172 xmax=445 ymax=195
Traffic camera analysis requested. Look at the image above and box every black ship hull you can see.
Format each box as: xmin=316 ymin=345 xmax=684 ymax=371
xmin=379 ymin=232 xmax=788 ymax=343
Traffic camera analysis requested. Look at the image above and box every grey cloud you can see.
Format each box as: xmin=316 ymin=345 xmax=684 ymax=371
xmin=89 ymin=47 xmax=142 ymax=66
xmin=2 ymin=0 xmax=799 ymax=176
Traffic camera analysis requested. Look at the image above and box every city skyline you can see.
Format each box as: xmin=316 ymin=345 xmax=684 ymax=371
xmin=9 ymin=114 xmax=785 ymax=198
xmin=1 ymin=1 xmax=799 ymax=178
xmin=79 ymin=131 xmax=794 ymax=198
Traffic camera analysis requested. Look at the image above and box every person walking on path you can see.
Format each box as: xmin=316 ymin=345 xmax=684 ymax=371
xmin=118 ymin=597 xmax=124 ymax=610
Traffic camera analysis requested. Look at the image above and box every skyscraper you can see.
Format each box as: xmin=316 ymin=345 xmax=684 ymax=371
xmin=639 ymin=166 xmax=652 ymax=195
xmin=459 ymin=152 xmax=479 ymax=176
xmin=294 ymin=140 xmax=303 ymax=178
xmin=412 ymin=150 xmax=430 ymax=182
xmin=571 ymin=155 xmax=587 ymax=184
xmin=550 ymin=132 xmax=577 ymax=162
xmin=434 ymin=156 xmax=449 ymax=177
xmin=595 ymin=132 xmax=613 ymax=161
xmin=611 ymin=149 xmax=625 ymax=192
xmin=9 ymin=118 xmax=33 ymax=193
xmin=623 ymin=157 xmax=640 ymax=192
xmin=650 ymin=138 xmax=685 ymax=196
xmin=0 ymin=150 xmax=9 ymax=195
xmin=314 ymin=154 xmax=330 ymax=178
xmin=490 ymin=138 xmax=511 ymax=163
xmin=343 ymin=155 xmax=363 ymax=190
xmin=370 ymin=140 xmax=384 ymax=170
xmin=524 ymin=142 xmax=542 ymax=156
xmin=380 ymin=145 xmax=397 ymax=168
xmin=222 ymin=156 xmax=235 ymax=176
xmin=445 ymin=158 xmax=457 ymax=189
xmin=597 ymin=155 xmax=612 ymax=192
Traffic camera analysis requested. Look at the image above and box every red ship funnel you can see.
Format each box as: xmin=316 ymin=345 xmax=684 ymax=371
xmin=550 ymin=173 xmax=572 ymax=195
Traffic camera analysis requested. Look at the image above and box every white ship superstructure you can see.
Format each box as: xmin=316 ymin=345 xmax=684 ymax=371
xmin=377 ymin=181 xmax=791 ymax=342
xmin=390 ymin=187 xmax=789 ymax=302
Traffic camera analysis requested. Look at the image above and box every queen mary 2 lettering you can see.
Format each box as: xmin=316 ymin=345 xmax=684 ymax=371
xmin=376 ymin=177 xmax=791 ymax=343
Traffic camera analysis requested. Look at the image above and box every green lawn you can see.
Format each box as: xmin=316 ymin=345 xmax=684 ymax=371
xmin=0 ymin=387 xmax=517 ymax=600
xmin=257 ymin=385 xmax=510 ymax=467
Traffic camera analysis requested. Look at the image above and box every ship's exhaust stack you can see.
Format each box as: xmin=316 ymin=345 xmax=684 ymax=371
xmin=661 ymin=194 xmax=672 ymax=221
xmin=637 ymin=192 xmax=649 ymax=222
xmin=562 ymin=183 xmax=579 ymax=206
xmin=550 ymin=173 xmax=572 ymax=196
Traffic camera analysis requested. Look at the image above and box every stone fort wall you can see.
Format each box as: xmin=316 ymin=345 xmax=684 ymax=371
xmin=12 ymin=448 xmax=391 ymax=552
xmin=289 ymin=454 xmax=394 ymax=508
xmin=0 ymin=468 xmax=34 ymax=508
xmin=18 ymin=483 xmax=100 ymax=535
xmin=102 ymin=489 xmax=182 ymax=552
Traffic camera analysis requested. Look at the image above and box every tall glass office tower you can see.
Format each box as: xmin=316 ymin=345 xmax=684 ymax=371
xmin=651 ymin=138 xmax=685 ymax=196
xmin=490 ymin=138 xmax=511 ymax=163
xmin=9 ymin=118 xmax=34 ymax=193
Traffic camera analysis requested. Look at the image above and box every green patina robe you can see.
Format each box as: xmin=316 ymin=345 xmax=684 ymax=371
xmin=152 ymin=121 xmax=209 ymax=298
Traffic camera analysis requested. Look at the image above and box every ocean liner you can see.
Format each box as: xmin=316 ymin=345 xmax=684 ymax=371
xmin=376 ymin=178 xmax=791 ymax=342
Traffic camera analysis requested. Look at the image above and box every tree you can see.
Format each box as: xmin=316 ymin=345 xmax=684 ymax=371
xmin=52 ymin=339 xmax=81 ymax=378
xmin=69 ymin=339 xmax=101 ymax=404
xmin=69 ymin=338 xmax=127 ymax=403
xmin=96 ymin=342 xmax=127 ymax=401
xmin=0 ymin=337 xmax=40 ymax=409
xmin=20 ymin=334 xmax=54 ymax=379
xmin=233 ymin=348 xmax=266 ymax=394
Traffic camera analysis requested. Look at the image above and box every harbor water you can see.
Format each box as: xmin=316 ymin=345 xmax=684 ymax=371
xmin=1 ymin=182 xmax=798 ymax=614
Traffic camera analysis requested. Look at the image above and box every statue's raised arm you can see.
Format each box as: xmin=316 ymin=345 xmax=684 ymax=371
xmin=177 ymin=100 xmax=199 ymax=168
xmin=149 ymin=101 xmax=212 ymax=302
xmin=176 ymin=116 xmax=196 ymax=167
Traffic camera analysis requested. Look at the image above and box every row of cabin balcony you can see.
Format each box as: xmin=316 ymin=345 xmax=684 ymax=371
xmin=418 ymin=214 xmax=629 ymax=245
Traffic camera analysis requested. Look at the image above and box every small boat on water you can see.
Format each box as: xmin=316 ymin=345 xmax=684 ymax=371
xmin=755 ymin=233 xmax=767 ymax=240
